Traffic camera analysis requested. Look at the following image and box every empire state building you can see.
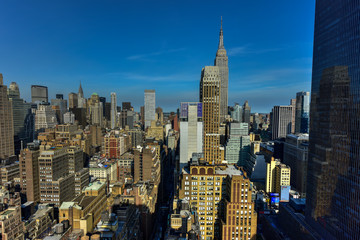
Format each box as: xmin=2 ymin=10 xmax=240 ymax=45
xmin=214 ymin=17 xmax=229 ymax=123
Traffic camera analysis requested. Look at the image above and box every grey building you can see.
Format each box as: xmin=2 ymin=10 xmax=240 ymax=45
xmin=31 ymin=85 xmax=48 ymax=103
xmin=295 ymin=92 xmax=310 ymax=134
xmin=271 ymin=105 xmax=294 ymax=140
xmin=144 ymin=90 xmax=155 ymax=129
xmin=230 ymin=103 xmax=243 ymax=122
xmin=214 ymin=18 xmax=229 ymax=123
xmin=51 ymin=95 xmax=67 ymax=124
xmin=283 ymin=134 xmax=308 ymax=197
xmin=7 ymin=82 xmax=34 ymax=154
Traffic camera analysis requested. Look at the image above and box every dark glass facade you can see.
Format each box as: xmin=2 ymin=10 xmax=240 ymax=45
xmin=306 ymin=0 xmax=360 ymax=239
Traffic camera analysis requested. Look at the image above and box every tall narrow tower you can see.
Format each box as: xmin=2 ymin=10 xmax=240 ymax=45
xmin=214 ymin=17 xmax=229 ymax=123
xmin=110 ymin=92 xmax=117 ymax=129
xmin=200 ymin=66 xmax=221 ymax=164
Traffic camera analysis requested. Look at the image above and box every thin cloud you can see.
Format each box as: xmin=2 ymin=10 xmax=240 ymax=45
xmin=127 ymin=48 xmax=186 ymax=60
xmin=106 ymin=71 xmax=198 ymax=82
xmin=228 ymin=44 xmax=285 ymax=56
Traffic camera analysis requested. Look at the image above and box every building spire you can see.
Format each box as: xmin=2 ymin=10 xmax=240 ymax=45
xmin=78 ymin=81 xmax=84 ymax=97
xmin=218 ymin=16 xmax=224 ymax=49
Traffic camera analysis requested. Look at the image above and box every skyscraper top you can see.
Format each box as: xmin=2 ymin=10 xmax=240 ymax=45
xmin=78 ymin=81 xmax=84 ymax=97
xmin=216 ymin=17 xmax=227 ymax=57
xmin=0 ymin=73 xmax=3 ymax=85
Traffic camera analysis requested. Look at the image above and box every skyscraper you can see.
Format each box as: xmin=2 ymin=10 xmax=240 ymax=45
xmin=110 ymin=92 xmax=117 ymax=129
xmin=271 ymin=105 xmax=294 ymax=140
xmin=51 ymin=94 xmax=67 ymax=124
xmin=200 ymin=66 xmax=221 ymax=164
xmin=243 ymin=100 xmax=251 ymax=126
xmin=31 ymin=85 xmax=48 ymax=103
xmin=306 ymin=1 xmax=360 ymax=239
xmin=77 ymin=82 xmax=86 ymax=108
xmin=144 ymin=90 xmax=156 ymax=129
xmin=179 ymin=102 xmax=203 ymax=169
xmin=214 ymin=17 xmax=229 ymax=123
xmin=68 ymin=92 xmax=78 ymax=109
xmin=7 ymin=82 xmax=34 ymax=154
xmin=295 ymin=91 xmax=310 ymax=133
xmin=88 ymin=93 xmax=103 ymax=126
xmin=230 ymin=103 xmax=243 ymax=122
xmin=0 ymin=74 xmax=14 ymax=159
xmin=35 ymin=104 xmax=58 ymax=131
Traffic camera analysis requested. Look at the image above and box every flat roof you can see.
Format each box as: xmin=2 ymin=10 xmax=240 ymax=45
xmin=84 ymin=181 xmax=105 ymax=191
xmin=215 ymin=165 xmax=243 ymax=177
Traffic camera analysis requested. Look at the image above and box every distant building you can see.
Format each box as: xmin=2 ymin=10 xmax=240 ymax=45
xmin=88 ymin=93 xmax=103 ymax=126
xmin=179 ymin=102 xmax=203 ymax=169
xmin=295 ymin=91 xmax=310 ymax=133
xmin=7 ymin=81 xmax=34 ymax=155
xmin=31 ymin=85 xmax=48 ymax=103
xmin=68 ymin=92 xmax=78 ymax=109
xmin=271 ymin=105 xmax=294 ymax=140
xmin=110 ymin=92 xmax=117 ymax=129
xmin=230 ymin=103 xmax=243 ymax=122
xmin=283 ymin=134 xmax=308 ymax=197
xmin=0 ymin=74 xmax=14 ymax=159
xmin=122 ymin=102 xmax=132 ymax=111
xmin=51 ymin=95 xmax=67 ymax=123
xmin=63 ymin=111 xmax=75 ymax=124
xmin=144 ymin=90 xmax=156 ymax=129
xmin=35 ymin=104 xmax=58 ymax=131
xmin=243 ymin=100 xmax=251 ymax=126
xmin=77 ymin=82 xmax=86 ymax=108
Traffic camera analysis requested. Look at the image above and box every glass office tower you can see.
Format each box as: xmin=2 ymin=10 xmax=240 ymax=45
xmin=306 ymin=0 xmax=360 ymax=239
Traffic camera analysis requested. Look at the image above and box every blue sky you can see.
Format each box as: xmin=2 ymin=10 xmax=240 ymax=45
xmin=0 ymin=0 xmax=315 ymax=112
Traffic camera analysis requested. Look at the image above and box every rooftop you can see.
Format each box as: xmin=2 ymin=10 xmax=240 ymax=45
xmin=84 ymin=181 xmax=105 ymax=191
xmin=215 ymin=164 xmax=243 ymax=177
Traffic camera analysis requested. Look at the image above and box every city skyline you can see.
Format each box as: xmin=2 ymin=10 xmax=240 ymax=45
xmin=0 ymin=0 xmax=315 ymax=112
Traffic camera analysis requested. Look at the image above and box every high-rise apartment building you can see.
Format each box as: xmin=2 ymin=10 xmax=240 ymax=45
xmin=271 ymin=105 xmax=294 ymax=140
xmin=7 ymin=82 xmax=33 ymax=155
xmin=200 ymin=66 xmax=221 ymax=164
xmin=122 ymin=102 xmax=132 ymax=111
xmin=214 ymin=18 xmax=229 ymax=123
xmin=111 ymin=92 xmax=117 ymax=129
xmin=295 ymin=91 xmax=310 ymax=133
xmin=0 ymin=74 xmax=15 ymax=159
xmin=31 ymin=85 xmax=48 ymax=103
xmin=306 ymin=1 xmax=359 ymax=237
xmin=179 ymin=102 xmax=203 ymax=169
xmin=144 ymin=90 xmax=156 ymax=129
xmin=283 ymin=133 xmax=308 ymax=197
